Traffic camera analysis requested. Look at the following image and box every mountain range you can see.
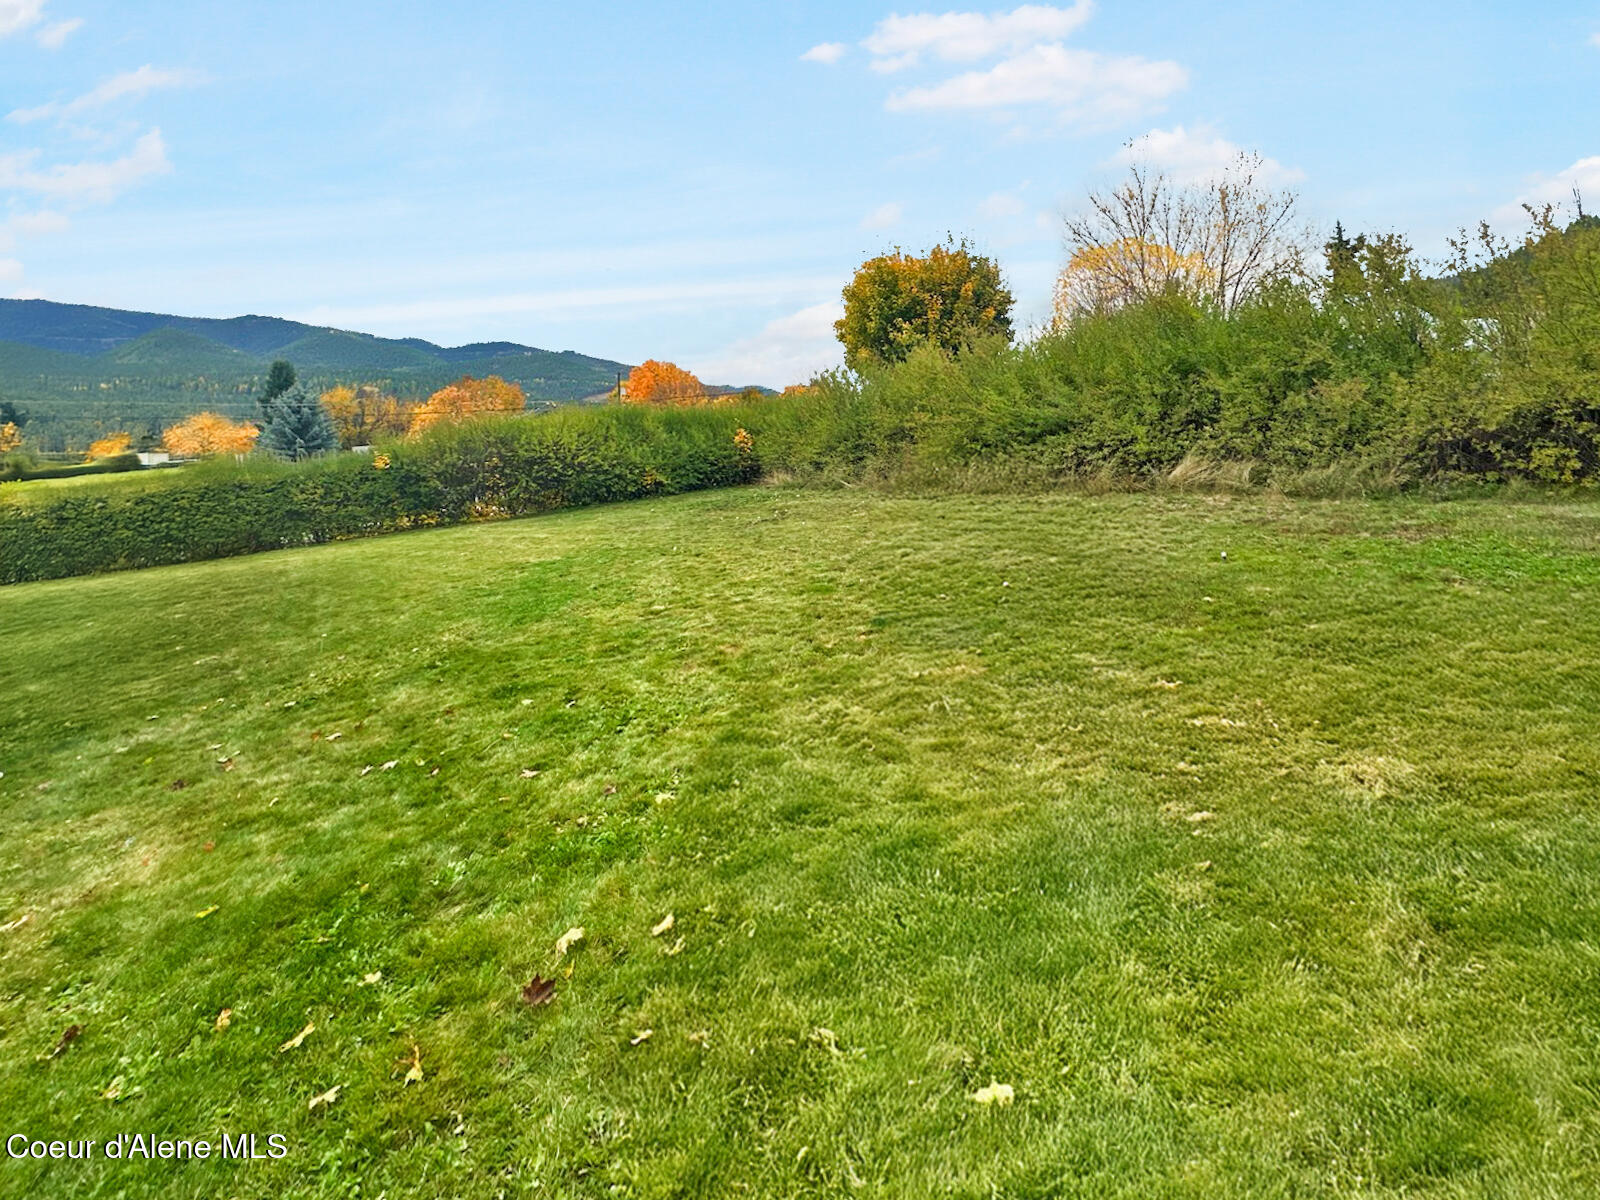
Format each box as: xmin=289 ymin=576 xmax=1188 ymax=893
xmin=0 ymin=298 xmax=641 ymax=449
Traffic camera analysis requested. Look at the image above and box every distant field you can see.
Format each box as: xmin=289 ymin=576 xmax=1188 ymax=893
xmin=3 ymin=486 xmax=1599 ymax=1198
xmin=0 ymin=468 xmax=182 ymax=503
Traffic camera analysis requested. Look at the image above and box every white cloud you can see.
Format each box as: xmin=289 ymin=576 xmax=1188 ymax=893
xmin=1591 ymin=32 xmax=1600 ymax=49
xmin=979 ymin=189 xmax=1026 ymax=219
xmin=0 ymin=257 xmax=24 ymax=284
xmin=861 ymin=201 xmax=903 ymax=230
xmin=801 ymin=41 xmax=846 ymax=64
xmin=1112 ymin=124 xmax=1304 ymax=186
xmin=0 ymin=0 xmax=45 ymax=38
xmin=688 ymin=302 xmax=844 ymax=388
xmin=886 ymin=43 xmax=1185 ymax=124
xmin=9 ymin=66 xmax=204 ymax=124
xmin=35 ymin=16 xmax=81 ymax=47
xmin=1493 ymin=155 xmax=1600 ymax=225
xmin=0 ymin=127 xmax=172 ymax=203
xmin=863 ymin=3 xmax=1093 ymax=70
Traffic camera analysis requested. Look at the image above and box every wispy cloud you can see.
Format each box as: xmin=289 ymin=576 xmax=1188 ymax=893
xmin=1112 ymin=124 xmax=1304 ymax=186
xmin=0 ymin=128 xmax=172 ymax=203
xmin=860 ymin=201 xmax=903 ymax=230
xmin=35 ymin=16 xmax=81 ymax=47
xmin=9 ymin=66 xmax=205 ymax=124
xmin=0 ymin=0 xmax=46 ymax=38
xmin=979 ymin=189 xmax=1027 ymax=219
xmin=820 ymin=5 xmax=1185 ymax=130
xmin=801 ymin=42 xmax=846 ymax=64
xmin=1493 ymin=155 xmax=1600 ymax=225
xmin=886 ymin=43 xmax=1185 ymax=124
xmin=688 ymin=301 xmax=843 ymax=388
xmin=863 ymin=3 xmax=1093 ymax=70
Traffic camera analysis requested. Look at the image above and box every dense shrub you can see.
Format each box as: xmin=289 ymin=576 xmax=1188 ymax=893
xmin=0 ymin=452 xmax=144 ymax=483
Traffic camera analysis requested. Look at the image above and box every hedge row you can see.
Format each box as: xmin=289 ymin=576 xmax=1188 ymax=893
xmin=0 ymin=452 xmax=144 ymax=483
xmin=0 ymin=407 xmax=758 ymax=584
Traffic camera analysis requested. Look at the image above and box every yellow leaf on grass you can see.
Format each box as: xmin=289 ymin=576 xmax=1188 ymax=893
xmin=279 ymin=1021 xmax=315 ymax=1052
xmin=215 ymin=1008 xmax=232 ymax=1032
xmin=630 ymin=1029 xmax=653 ymax=1046
xmin=971 ymin=1080 xmax=1014 ymax=1106
xmin=650 ymin=913 xmax=674 ymax=937
xmin=194 ymin=906 xmax=218 ymax=919
xmin=308 ymin=1085 xmax=341 ymax=1111
xmin=555 ymin=926 xmax=585 ymax=956
xmin=403 ymin=1044 xmax=424 ymax=1085
xmin=359 ymin=971 xmax=382 ymax=986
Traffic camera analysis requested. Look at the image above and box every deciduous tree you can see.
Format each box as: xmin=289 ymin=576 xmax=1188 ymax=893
xmin=622 ymin=360 xmax=705 ymax=405
xmin=1060 ymin=154 xmax=1303 ymax=321
xmin=836 ymin=238 xmax=1013 ymax=364
xmin=85 ymin=432 xmax=133 ymax=461
xmin=162 ymin=412 xmax=260 ymax=457
xmin=408 ymin=375 xmax=525 ymax=434
xmin=1053 ymin=237 xmax=1211 ymax=322
xmin=0 ymin=422 xmax=22 ymax=453
xmin=321 ymin=384 xmax=410 ymax=448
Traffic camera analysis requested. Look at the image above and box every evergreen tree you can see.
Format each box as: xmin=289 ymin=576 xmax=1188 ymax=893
xmin=259 ymin=384 xmax=338 ymax=461
xmin=257 ymin=360 xmax=297 ymax=422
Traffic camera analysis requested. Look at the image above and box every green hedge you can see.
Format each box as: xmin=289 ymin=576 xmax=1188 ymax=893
xmin=0 ymin=408 xmax=758 ymax=584
xmin=0 ymin=452 xmax=144 ymax=483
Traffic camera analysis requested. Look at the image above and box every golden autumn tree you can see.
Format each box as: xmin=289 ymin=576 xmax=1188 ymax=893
xmin=1052 ymin=238 xmax=1212 ymax=324
xmin=408 ymin=375 xmax=525 ymax=435
xmin=0 ymin=422 xmax=23 ymax=453
xmin=835 ymin=238 xmax=1014 ymax=364
xmin=622 ymin=360 xmax=704 ymax=405
xmin=84 ymin=431 xmax=133 ymax=461
xmin=321 ymin=384 xmax=410 ymax=448
xmin=162 ymin=412 xmax=260 ymax=457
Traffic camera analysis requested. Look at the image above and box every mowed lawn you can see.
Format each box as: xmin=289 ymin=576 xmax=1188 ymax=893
xmin=3 ymin=485 xmax=1600 ymax=1199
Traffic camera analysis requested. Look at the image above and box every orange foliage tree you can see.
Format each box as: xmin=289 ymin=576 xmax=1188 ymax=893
xmin=162 ymin=412 xmax=260 ymax=457
xmin=0 ymin=422 xmax=23 ymax=453
xmin=408 ymin=375 xmax=525 ymax=434
xmin=85 ymin=431 xmax=133 ymax=461
xmin=321 ymin=384 xmax=410 ymax=448
xmin=622 ymin=360 xmax=704 ymax=405
xmin=1052 ymin=237 xmax=1211 ymax=324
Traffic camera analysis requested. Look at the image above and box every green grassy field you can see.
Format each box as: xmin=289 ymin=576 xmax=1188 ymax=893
xmin=3 ymin=484 xmax=1599 ymax=1198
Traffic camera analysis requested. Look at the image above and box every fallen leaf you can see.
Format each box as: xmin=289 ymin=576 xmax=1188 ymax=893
xmin=403 ymin=1044 xmax=424 ymax=1085
xmin=168 ymin=779 xmax=188 ymax=791
xmin=216 ymin=758 xmax=234 ymax=771
xmin=1187 ymin=811 xmax=1216 ymax=823
xmin=1195 ymin=861 xmax=1213 ymax=871
xmin=663 ymin=936 xmax=685 ymax=957
xmin=629 ymin=1029 xmax=653 ymax=1046
xmin=307 ymin=1085 xmax=341 ymax=1111
xmin=48 ymin=1024 xmax=83 ymax=1059
xmin=520 ymin=976 xmax=556 ymax=1007
xmin=279 ymin=1021 xmax=316 ymax=1052
xmin=326 ymin=732 xmax=343 ymax=741
xmin=358 ymin=971 xmax=383 ymax=986
xmin=215 ymin=1009 xmax=232 ymax=1031
xmin=970 ymin=1080 xmax=1015 ymax=1106
xmin=101 ymin=1075 xmax=141 ymax=1102
xmin=360 ymin=765 xmax=373 ymax=776
xmin=651 ymin=913 xmax=675 ymax=937
xmin=0 ymin=913 xmax=30 ymax=933
xmin=429 ymin=767 xmax=439 ymax=777
xmin=520 ymin=768 xmax=540 ymax=779
xmin=202 ymin=841 xmax=215 ymax=852
xmin=381 ymin=760 xmax=398 ymax=771
xmin=555 ymin=927 xmax=585 ymax=956
xmin=194 ymin=905 xmax=219 ymax=919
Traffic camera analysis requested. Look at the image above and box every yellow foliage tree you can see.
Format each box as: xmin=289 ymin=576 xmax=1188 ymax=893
xmin=1052 ymin=237 xmax=1211 ymax=324
xmin=622 ymin=360 xmax=705 ymax=405
xmin=85 ymin=431 xmax=133 ymax=461
xmin=0 ymin=422 xmax=22 ymax=453
xmin=321 ymin=384 xmax=410 ymax=448
xmin=162 ymin=412 xmax=260 ymax=457
xmin=409 ymin=375 xmax=525 ymax=434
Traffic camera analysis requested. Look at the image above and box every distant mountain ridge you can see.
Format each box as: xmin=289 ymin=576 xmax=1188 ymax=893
xmin=0 ymin=298 xmax=626 ymax=372
xmin=0 ymin=297 xmax=639 ymax=449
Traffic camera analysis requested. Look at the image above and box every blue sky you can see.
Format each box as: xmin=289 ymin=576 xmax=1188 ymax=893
xmin=2 ymin=1 xmax=1596 ymax=385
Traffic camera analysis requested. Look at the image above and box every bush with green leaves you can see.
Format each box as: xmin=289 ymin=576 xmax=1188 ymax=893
xmin=259 ymin=383 xmax=339 ymax=460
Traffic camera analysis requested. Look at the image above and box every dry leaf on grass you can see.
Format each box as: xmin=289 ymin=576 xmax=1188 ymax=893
xmin=520 ymin=768 xmax=540 ymax=779
xmin=629 ymin=1029 xmax=653 ymax=1046
xmin=47 ymin=1024 xmax=83 ymax=1059
xmin=970 ymin=1080 xmax=1014 ymax=1106
xmin=214 ymin=1008 xmax=232 ymax=1031
xmin=520 ymin=976 xmax=556 ymax=1007
xmin=279 ymin=1021 xmax=316 ymax=1052
xmin=555 ymin=927 xmax=585 ymax=956
xmin=402 ymin=1044 xmax=424 ymax=1085
xmin=662 ymin=936 xmax=685 ymax=957
xmin=650 ymin=913 xmax=675 ymax=937
xmin=308 ymin=1085 xmax=341 ymax=1111
xmin=0 ymin=913 xmax=29 ymax=933
xmin=194 ymin=905 xmax=218 ymax=919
